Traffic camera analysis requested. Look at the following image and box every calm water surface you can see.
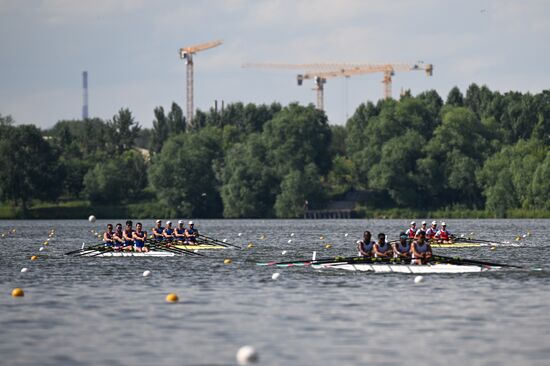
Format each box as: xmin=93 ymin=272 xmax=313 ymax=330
xmin=1 ymin=219 xmax=549 ymax=366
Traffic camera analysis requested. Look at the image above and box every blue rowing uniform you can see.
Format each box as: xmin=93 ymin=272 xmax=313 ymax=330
xmin=164 ymin=228 xmax=174 ymax=238
xmin=114 ymin=231 xmax=123 ymax=248
xmin=124 ymin=229 xmax=134 ymax=247
xmin=104 ymin=232 xmax=114 ymax=247
xmin=153 ymin=227 xmax=164 ymax=240
xmin=134 ymin=231 xmax=145 ymax=248
xmin=175 ymin=228 xmax=185 ymax=237
xmin=186 ymin=228 xmax=197 ymax=242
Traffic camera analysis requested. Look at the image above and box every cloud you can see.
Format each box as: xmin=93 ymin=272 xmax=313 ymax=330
xmin=40 ymin=0 xmax=147 ymax=24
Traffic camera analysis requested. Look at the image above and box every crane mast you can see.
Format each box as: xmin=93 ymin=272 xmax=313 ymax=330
xmin=179 ymin=40 xmax=222 ymax=125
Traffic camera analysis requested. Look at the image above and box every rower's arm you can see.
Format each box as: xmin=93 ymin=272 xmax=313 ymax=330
xmin=103 ymin=232 xmax=112 ymax=242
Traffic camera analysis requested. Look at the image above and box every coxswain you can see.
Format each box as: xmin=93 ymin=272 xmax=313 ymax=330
xmin=416 ymin=221 xmax=427 ymax=236
xmin=406 ymin=221 xmax=417 ymax=239
xmin=435 ymin=222 xmax=452 ymax=243
xmin=185 ymin=221 xmax=199 ymax=243
xmin=122 ymin=220 xmax=134 ymax=251
xmin=426 ymin=221 xmax=438 ymax=240
xmin=357 ymin=230 xmax=375 ymax=257
xmin=393 ymin=232 xmax=411 ymax=259
xmin=411 ymin=231 xmax=432 ymax=264
xmin=373 ymin=233 xmax=392 ymax=258
xmin=152 ymin=219 xmax=164 ymax=241
xmin=163 ymin=221 xmax=175 ymax=242
xmin=103 ymin=224 xmax=115 ymax=247
xmin=112 ymin=223 xmax=124 ymax=250
xmin=132 ymin=222 xmax=149 ymax=253
xmin=174 ymin=220 xmax=186 ymax=241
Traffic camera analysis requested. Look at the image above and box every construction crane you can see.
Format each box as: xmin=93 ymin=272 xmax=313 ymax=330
xmin=179 ymin=40 xmax=223 ymax=124
xmin=243 ymin=62 xmax=433 ymax=110
xmin=298 ymin=63 xmax=433 ymax=108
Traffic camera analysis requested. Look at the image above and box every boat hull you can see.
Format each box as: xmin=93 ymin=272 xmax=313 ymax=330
xmin=312 ymin=262 xmax=496 ymax=273
xmin=81 ymin=250 xmax=175 ymax=257
xmin=174 ymin=244 xmax=226 ymax=250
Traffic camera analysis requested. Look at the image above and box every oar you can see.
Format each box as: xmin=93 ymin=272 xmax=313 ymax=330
xmin=198 ymin=234 xmax=240 ymax=249
xmin=430 ymin=254 xmax=522 ymax=268
xmin=65 ymin=243 xmax=105 ymax=255
xmin=147 ymin=239 xmax=204 ymax=257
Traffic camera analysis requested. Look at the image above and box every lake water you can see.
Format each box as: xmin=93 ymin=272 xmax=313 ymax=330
xmin=1 ymin=219 xmax=549 ymax=366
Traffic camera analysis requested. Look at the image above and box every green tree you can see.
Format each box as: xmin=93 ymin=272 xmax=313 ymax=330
xmin=108 ymin=108 xmax=141 ymax=154
xmin=83 ymin=150 xmax=148 ymax=204
xmin=446 ymin=87 xmax=464 ymax=107
xmin=274 ymin=164 xmax=324 ymax=218
xmin=0 ymin=124 xmax=63 ymax=212
xmin=149 ymin=127 xmax=223 ymax=217
xmin=220 ymin=134 xmax=277 ymax=218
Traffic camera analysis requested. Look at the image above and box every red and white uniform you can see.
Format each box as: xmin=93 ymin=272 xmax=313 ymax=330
xmin=426 ymin=227 xmax=437 ymax=239
xmin=406 ymin=227 xmax=417 ymax=239
xmin=435 ymin=228 xmax=450 ymax=241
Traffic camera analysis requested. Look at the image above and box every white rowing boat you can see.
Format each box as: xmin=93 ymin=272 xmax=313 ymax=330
xmin=312 ymin=262 xmax=498 ymax=274
xmin=81 ymin=250 xmax=175 ymax=257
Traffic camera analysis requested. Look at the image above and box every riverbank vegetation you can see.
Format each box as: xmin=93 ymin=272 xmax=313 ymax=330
xmin=0 ymin=84 xmax=548 ymax=219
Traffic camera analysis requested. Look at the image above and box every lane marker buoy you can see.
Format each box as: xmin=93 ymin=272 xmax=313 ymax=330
xmin=281 ymin=250 xmax=287 ymax=255
xmin=31 ymin=255 xmax=38 ymax=261
xmin=271 ymin=273 xmax=280 ymax=280
xmin=21 ymin=268 xmax=28 ymax=273
xmin=236 ymin=345 xmax=258 ymax=365
xmin=224 ymin=258 xmax=233 ymax=264
xmin=88 ymin=215 xmax=96 ymax=223
xmin=414 ymin=276 xmax=424 ymax=284
xmin=166 ymin=293 xmax=179 ymax=303
xmin=143 ymin=270 xmax=151 ymax=277
xmin=11 ymin=288 xmax=24 ymax=297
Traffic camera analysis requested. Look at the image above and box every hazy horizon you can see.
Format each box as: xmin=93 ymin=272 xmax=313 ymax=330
xmin=1 ymin=0 xmax=549 ymax=128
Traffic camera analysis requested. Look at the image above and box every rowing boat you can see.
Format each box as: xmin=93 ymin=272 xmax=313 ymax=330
xmin=174 ymin=244 xmax=226 ymax=250
xmin=80 ymin=250 xmax=175 ymax=257
xmin=312 ymin=262 xmax=498 ymax=273
xmin=429 ymin=242 xmax=521 ymax=248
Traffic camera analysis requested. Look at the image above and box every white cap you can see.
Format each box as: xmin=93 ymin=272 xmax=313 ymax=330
xmin=178 ymin=220 xmax=184 ymax=224
xmin=166 ymin=221 xmax=172 ymax=225
xmin=410 ymin=221 xmax=416 ymax=225
xmin=155 ymin=219 xmax=161 ymax=223
xmin=431 ymin=221 xmax=437 ymax=225
xmin=441 ymin=221 xmax=446 ymax=226
xmin=189 ymin=221 xmax=194 ymax=225
xmin=421 ymin=221 xmax=426 ymax=225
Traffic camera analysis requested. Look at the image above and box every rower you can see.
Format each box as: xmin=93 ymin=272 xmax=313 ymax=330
xmin=357 ymin=230 xmax=375 ymax=257
xmin=174 ymin=220 xmax=186 ymax=241
xmin=185 ymin=221 xmax=199 ymax=243
xmin=416 ymin=221 xmax=427 ymax=237
xmin=411 ymin=231 xmax=432 ymax=265
xmin=132 ymin=222 xmax=149 ymax=253
xmin=406 ymin=221 xmax=417 ymax=239
xmin=435 ymin=222 xmax=452 ymax=243
xmin=152 ymin=219 xmax=164 ymax=241
xmin=392 ymin=231 xmax=411 ymax=259
xmin=426 ymin=221 xmax=438 ymax=240
xmin=373 ymin=233 xmax=392 ymax=258
xmin=122 ymin=220 xmax=134 ymax=251
xmin=103 ymin=224 xmax=115 ymax=247
xmin=113 ymin=223 xmax=124 ymax=250
xmin=163 ymin=221 xmax=175 ymax=242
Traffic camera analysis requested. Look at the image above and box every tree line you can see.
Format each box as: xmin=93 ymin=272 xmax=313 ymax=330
xmin=0 ymin=83 xmax=548 ymax=218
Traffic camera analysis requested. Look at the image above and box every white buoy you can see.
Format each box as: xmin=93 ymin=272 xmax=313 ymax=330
xmin=223 ymin=238 xmax=228 ymax=242
xmin=522 ymin=234 xmax=527 ymax=238
xmin=142 ymin=270 xmax=151 ymax=277
xmin=344 ymin=233 xmax=349 ymax=237
xmin=88 ymin=215 xmax=96 ymax=223
xmin=281 ymin=250 xmax=287 ymax=255
xmin=238 ymin=233 xmax=243 ymax=237
xmin=81 ymin=242 xmax=86 ymax=249
xmin=414 ymin=276 xmax=424 ymax=284
xmin=290 ymin=233 xmax=295 ymax=237
xmin=39 ymin=246 xmax=45 ymax=252
xmin=21 ymin=268 xmax=28 ymax=273
xmin=287 ymin=239 xmax=292 ymax=244
xmin=272 ymin=273 xmax=280 ymax=280
xmin=236 ymin=345 xmax=259 ymax=365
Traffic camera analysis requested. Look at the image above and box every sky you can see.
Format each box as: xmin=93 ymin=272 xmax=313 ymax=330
xmin=0 ymin=0 xmax=549 ymax=128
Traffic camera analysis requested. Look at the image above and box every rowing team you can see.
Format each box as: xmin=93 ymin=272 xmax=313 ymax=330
xmin=102 ymin=219 xmax=199 ymax=252
xmin=406 ymin=220 xmax=453 ymax=243
xmin=357 ymin=230 xmax=433 ymax=264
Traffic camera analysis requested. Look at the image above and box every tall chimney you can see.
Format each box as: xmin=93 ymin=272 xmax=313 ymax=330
xmin=82 ymin=71 xmax=89 ymax=120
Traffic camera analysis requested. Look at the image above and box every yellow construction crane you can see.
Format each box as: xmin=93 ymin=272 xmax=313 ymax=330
xmin=298 ymin=63 xmax=433 ymax=109
xmin=243 ymin=62 xmax=433 ymax=110
xmin=179 ymin=40 xmax=223 ymax=124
